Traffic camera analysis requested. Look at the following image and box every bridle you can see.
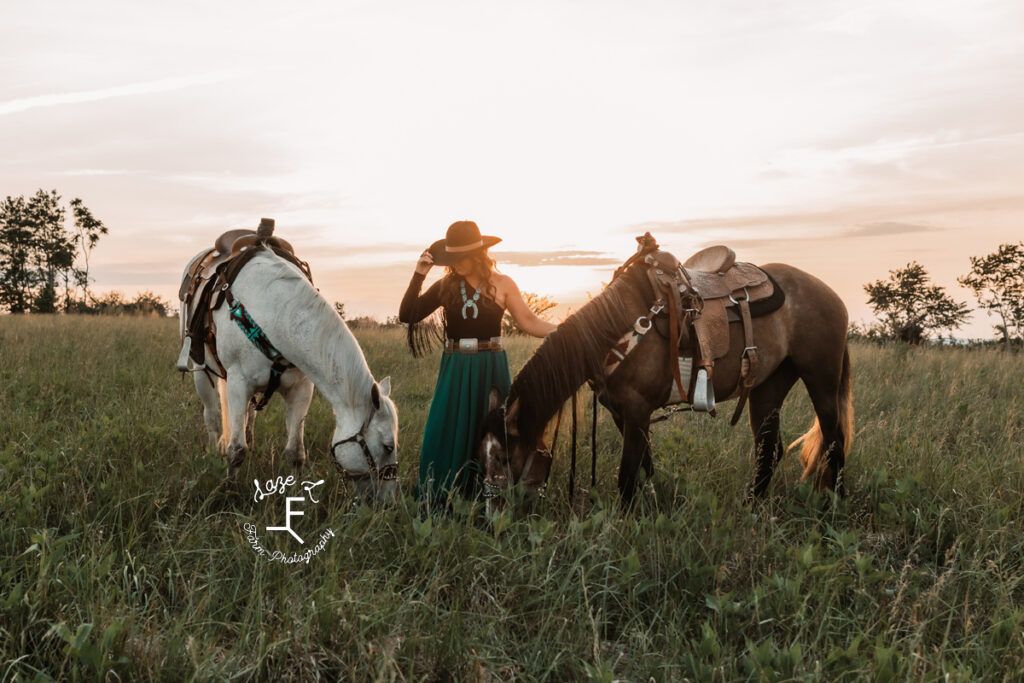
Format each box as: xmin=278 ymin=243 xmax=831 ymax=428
xmin=481 ymin=404 xmax=549 ymax=500
xmin=481 ymin=408 xmax=509 ymax=499
xmin=330 ymin=410 xmax=399 ymax=483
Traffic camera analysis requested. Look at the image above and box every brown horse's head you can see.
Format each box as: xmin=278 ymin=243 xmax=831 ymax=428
xmin=477 ymin=387 xmax=552 ymax=516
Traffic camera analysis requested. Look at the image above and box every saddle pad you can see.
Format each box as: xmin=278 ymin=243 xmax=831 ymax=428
xmin=726 ymin=271 xmax=785 ymax=322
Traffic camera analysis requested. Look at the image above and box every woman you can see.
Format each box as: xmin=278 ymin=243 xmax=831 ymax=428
xmin=399 ymin=220 xmax=556 ymax=503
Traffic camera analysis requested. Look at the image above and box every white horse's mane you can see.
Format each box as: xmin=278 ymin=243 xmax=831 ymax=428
xmin=247 ymin=251 xmax=375 ymax=409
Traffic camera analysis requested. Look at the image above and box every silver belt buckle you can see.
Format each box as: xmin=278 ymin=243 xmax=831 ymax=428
xmin=458 ymin=338 xmax=479 ymax=354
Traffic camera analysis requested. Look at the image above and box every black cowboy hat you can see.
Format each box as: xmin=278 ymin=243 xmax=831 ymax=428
xmin=428 ymin=220 xmax=502 ymax=267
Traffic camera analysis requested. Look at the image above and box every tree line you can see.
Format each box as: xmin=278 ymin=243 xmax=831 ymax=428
xmin=2 ymin=187 xmax=1019 ymax=344
xmin=0 ymin=189 xmax=170 ymax=315
xmin=859 ymin=243 xmax=1024 ymax=351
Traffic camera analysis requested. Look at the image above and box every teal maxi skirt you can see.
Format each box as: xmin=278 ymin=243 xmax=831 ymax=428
xmin=416 ymin=349 xmax=512 ymax=503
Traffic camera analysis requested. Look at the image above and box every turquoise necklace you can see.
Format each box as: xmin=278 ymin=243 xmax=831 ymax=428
xmin=460 ymin=280 xmax=482 ymax=319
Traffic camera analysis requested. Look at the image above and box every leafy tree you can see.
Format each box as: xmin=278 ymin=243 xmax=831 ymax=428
xmin=864 ymin=262 xmax=971 ymax=343
xmin=127 ymin=291 xmax=170 ymax=316
xmin=91 ymin=290 xmax=128 ymax=315
xmin=334 ymin=301 xmax=346 ymax=319
xmin=347 ymin=316 xmax=380 ymax=329
xmin=502 ymin=292 xmax=558 ymax=336
xmin=957 ymin=242 xmax=1024 ymax=352
xmin=28 ymin=189 xmax=74 ymax=313
xmin=0 ymin=189 xmax=107 ymax=313
xmin=70 ymin=197 xmax=109 ymax=308
xmin=0 ymin=195 xmax=35 ymax=312
xmin=89 ymin=290 xmax=171 ymax=316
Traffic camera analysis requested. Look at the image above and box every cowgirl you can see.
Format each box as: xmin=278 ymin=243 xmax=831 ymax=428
xmin=399 ymin=220 xmax=556 ymax=502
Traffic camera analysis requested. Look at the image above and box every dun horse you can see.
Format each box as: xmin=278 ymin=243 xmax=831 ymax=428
xmin=478 ymin=239 xmax=853 ymax=509
xmin=178 ymin=227 xmax=399 ymax=503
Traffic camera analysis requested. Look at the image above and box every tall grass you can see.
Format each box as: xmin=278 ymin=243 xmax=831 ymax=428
xmin=1 ymin=316 xmax=1023 ymax=680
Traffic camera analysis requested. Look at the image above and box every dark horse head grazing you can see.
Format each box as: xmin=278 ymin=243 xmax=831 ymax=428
xmin=477 ymin=240 xmax=853 ymax=510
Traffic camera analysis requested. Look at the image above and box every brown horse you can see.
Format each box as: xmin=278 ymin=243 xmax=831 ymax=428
xmin=477 ymin=245 xmax=853 ymax=510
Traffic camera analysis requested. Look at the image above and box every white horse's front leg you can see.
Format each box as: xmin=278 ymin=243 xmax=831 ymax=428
xmin=224 ymin=374 xmax=253 ymax=481
xmin=282 ymin=374 xmax=314 ymax=475
xmin=194 ymin=372 xmax=225 ymax=452
xmin=245 ymin=398 xmax=257 ymax=448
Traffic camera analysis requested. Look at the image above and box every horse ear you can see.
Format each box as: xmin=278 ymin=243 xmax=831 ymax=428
xmin=488 ymin=386 xmax=503 ymax=412
xmin=505 ymin=399 xmax=520 ymax=437
xmin=378 ymin=376 xmax=392 ymax=398
xmin=371 ymin=382 xmax=381 ymax=410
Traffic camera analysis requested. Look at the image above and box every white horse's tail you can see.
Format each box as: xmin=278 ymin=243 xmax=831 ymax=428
xmin=217 ymin=378 xmax=231 ymax=452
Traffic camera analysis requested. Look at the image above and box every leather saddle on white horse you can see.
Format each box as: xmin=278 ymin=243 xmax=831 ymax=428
xmin=177 ymin=218 xmax=312 ymax=385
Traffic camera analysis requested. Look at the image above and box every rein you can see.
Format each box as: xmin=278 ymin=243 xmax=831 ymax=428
xmin=569 ymin=391 xmax=578 ymax=501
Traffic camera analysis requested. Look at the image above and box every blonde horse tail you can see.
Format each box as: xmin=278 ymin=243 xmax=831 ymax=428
xmin=789 ymin=345 xmax=854 ymax=488
xmin=217 ymin=378 xmax=231 ymax=452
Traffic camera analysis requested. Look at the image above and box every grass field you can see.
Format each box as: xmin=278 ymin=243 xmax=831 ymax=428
xmin=2 ymin=316 xmax=1024 ymax=681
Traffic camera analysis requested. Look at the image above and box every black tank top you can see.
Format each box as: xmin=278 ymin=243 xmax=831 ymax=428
xmin=399 ymin=273 xmax=504 ymax=339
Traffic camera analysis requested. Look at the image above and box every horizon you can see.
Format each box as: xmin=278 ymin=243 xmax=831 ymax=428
xmin=3 ymin=1 xmax=1023 ymax=338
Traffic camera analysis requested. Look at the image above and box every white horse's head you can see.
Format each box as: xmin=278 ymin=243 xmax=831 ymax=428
xmin=331 ymin=376 xmax=399 ymax=504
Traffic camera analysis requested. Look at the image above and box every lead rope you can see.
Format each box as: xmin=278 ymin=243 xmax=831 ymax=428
xmin=569 ymin=391 xmax=578 ymax=502
xmin=591 ymin=390 xmax=598 ymax=488
xmin=549 ymin=402 xmax=565 ymax=459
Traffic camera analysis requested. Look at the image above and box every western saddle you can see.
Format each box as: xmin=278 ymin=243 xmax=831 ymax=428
xmin=177 ymin=218 xmax=312 ymax=397
xmin=606 ymin=233 xmax=784 ymax=425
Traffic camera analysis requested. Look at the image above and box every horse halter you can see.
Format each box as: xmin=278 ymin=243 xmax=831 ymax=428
xmin=481 ymin=405 xmax=549 ymax=500
xmin=330 ymin=411 xmax=398 ymax=483
xmin=481 ymin=406 xmax=510 ymax=499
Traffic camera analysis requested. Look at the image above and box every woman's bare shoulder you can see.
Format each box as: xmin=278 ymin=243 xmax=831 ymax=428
xmin=492 ymin=272 xmax=519 ymax=292
xmin=489 ymin=272 xmax=518 ymax=308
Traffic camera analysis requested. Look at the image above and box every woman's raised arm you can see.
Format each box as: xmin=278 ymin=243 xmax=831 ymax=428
xmin=398 ymin=250 xmax=442 ymax=324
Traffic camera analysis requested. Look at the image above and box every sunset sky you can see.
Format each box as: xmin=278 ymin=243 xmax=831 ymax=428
xmin=3 ymin=0 xmax=1023 ymax=337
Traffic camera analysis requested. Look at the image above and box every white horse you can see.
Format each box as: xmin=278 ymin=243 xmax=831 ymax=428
xmin=179 ymin=248 xmax=399 ymax=503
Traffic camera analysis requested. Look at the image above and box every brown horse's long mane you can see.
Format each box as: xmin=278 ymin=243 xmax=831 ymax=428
xmin=508 ymin=264 xmax=651 ymax=445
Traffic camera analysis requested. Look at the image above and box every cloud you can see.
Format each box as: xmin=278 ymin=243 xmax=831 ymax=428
xmin=493 ymin=250 xmax=624 ymax=267
xmin=304 ymin=246 xmax=625 ymax=270
xmin=50 ymin=169 xmax=139 ymax=177
xmin=696 ymin=221 xmax=943 ymax=252
xmin=91 ymin=262 xmax=183 ymax=288
xmin=631 ymin=198 xmax=993 ymax=241
xmin=0 ymin=70 xmax=245 ymax=117
xmin=630 ymin=210 xmax=848 ymax=235
xmin=626 ymin=207 xmax=953 ymax=255
xmin=843 ymin=221 xmax=939 ymax=238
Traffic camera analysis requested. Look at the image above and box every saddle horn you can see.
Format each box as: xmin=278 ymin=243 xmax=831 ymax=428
xmin=257 ymin=217 xmax=275 ymax=238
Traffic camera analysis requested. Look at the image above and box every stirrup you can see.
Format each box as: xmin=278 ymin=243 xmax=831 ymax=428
xmin=176 ymin=338 xmax=193 ymax=372
xmin=692 ymin=368 xmax=716 ymax=413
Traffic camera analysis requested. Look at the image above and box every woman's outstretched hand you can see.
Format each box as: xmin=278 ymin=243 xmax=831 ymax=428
xmin=415 ymin=249 xmax=434 ymax=275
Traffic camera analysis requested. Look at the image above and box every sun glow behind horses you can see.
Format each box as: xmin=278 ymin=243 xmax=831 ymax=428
xmin=498 ymin=264 xmax=612 ymax=306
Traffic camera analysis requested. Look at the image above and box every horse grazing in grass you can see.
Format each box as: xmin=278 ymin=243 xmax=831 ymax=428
xmin=178 ymin=241 xmax=399 ymax=503
xmin=477 ymin=243 xmax=853 ymax=510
